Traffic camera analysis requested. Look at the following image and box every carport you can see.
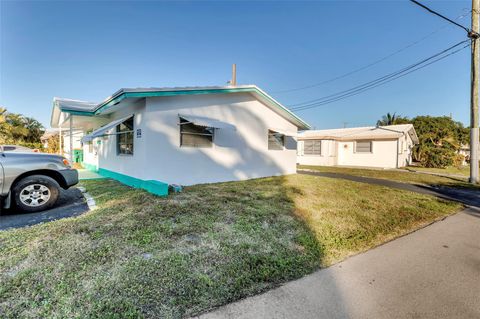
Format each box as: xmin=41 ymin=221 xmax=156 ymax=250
xmin=51 ymin=98 xmax=109 ymax=162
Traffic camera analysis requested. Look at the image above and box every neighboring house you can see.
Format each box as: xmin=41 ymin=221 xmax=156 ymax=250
xmin=297 ymin=124 xmax=419 ymax=169
xmin=458 ymin=144 xmax=470 ymax=165
xmin=41 ymin=129 xmax=83 ymax=159
xmin=50 ymin=85 xmax=310 ymax=195
xmin=40 ymin=130 xmax=58 ymax=149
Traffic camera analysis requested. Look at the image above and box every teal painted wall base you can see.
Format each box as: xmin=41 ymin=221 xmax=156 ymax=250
xmin=98 ymin=168 xmax=169 ymax=197
xmin=81 ymin=162 xmax=99 ymax=172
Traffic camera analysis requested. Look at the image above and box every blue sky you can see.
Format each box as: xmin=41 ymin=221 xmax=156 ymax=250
xmin=0 ymin=0 xmax=473 ymax=129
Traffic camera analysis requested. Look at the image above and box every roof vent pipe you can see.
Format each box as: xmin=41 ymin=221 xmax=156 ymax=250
xmin=231 ymin=64 xmax=237 ymax=86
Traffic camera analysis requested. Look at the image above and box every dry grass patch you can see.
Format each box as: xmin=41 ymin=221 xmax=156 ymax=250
xmin=285 ymin=174 xmax=461 ymax=265
xmin=299 ymin=165 xmax=477 ymax=189
xmin=406 ymin=165 xmax=470 ymax=177
xmin=0 ymin=175 xmax=461 ymax=318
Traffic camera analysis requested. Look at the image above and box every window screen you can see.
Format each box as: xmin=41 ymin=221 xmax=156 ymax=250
xmin=304 ymin=140 xmax=321 ymax=155
xmin=268 ymin=130 xmax=285 ymax=150
xmin=355 ymin=141 xmax=372 ymax=153
xmin=117 ymin=117 xmax=134 ymax=155
xmin=180 ymin=118 xmax=214 ymax=148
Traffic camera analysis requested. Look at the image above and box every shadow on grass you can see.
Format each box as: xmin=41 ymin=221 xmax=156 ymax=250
xmin=0 ymin=177 xmax=329 ymax=319
xmin=0 ymin=173 xmax=464 ymax=318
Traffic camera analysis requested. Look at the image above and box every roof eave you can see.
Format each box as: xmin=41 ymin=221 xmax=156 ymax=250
xmin=91 ymin=86 xmax=310 ymax=130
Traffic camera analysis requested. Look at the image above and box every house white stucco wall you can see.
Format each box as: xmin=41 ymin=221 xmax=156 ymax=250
xmin=89 ymin=92 xmax=298 ymax=185
xmin=62 ymin=130 xmax=83 ymax=160
xmin=82 ymin=139 xmax=99 ymax=169
xmin=396 ymin=133 xmax=415 ymax=167
xmin=297 ymin=135 xmax=415 ymax=169
xmin=337 ymin=140 xmax=398 ymax=168
xmin=297 ymin=139 xmax=337 ymax=166
xmin=95 ymin=99 xmax=149 ymax=181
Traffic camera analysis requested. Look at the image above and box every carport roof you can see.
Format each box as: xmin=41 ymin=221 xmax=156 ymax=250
xmin=50 ymin=85 xmax=311 ymax=130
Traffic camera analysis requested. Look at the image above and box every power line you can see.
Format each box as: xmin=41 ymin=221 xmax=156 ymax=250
xmin=290 ymin=43 xmax=470 ymax=112
xmin=291 ymin=43 xmax=469 ymax=111
xmin=410 ymin=0 xmax=471 ymax=33
xmin=273 ymin=12 xmax=469 ymax=94
xmin=289 ymin=40 xmax=469 ymax=108
xmin=289 ymin=41 xmax=470 ymax=112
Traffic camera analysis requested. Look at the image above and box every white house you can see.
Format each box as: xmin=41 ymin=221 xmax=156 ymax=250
xmin=40 ymin=130 xmax=58 ymax=149
xmin=41 ymin=129 xmax=84 ymax=161
xmin=297 ymin=124 xmax=419 ymax=169
xmin=50 ymin=85 xmax=310 ymax=195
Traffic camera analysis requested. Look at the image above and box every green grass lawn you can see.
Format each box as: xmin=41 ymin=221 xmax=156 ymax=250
xmin=299 ymin=165 xmax=478 ymax=189
xmin=0 ymin=175 xmax=462 ymax=318
xmin=405 ymin=165 xmax=470 ymax=177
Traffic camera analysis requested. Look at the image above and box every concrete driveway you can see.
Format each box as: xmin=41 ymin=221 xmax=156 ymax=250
xmin=0 ymin=188 xmax=88 ymax=231
xmin=199 ymin=208 xmax=480 ymax=319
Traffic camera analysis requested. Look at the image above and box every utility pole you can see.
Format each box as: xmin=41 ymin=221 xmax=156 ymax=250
xmin=410 ymin=0 xmax=480 ymax=184
xmin=469 ymin=0 xmax=479 ymax=183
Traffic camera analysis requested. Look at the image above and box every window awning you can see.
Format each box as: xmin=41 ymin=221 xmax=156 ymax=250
xmin=81 ymin=115 xmax=133 ymax=143
xmin=269 ymin=128 xmax=297 ymax=137
xmin=179 ymin=114 xmax=236 ymax=130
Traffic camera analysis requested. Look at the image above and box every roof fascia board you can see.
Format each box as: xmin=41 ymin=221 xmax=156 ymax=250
xmin=51 ymin=87 xmax=310 ymax=130
xmin=63 ymin=110 xmax=95 ymax=116
xmin=93 ymin=87 xmax=311 ymax=129
xmin=298 ymin=136 xmax=402 ymax=141
xmin=251 ymin=87 xmax=311 ymax=130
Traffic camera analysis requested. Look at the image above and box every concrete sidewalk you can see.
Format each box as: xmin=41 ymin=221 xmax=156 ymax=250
xmin=198 ymin=208 xmax=480 ymax=319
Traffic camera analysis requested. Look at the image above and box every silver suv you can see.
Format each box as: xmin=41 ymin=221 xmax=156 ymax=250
xmin=0 ymin=146 xmax=79 ymax=213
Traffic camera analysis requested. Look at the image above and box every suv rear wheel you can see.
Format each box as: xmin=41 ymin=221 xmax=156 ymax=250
xmin=13 ymin=175 xmax=60 ymax=213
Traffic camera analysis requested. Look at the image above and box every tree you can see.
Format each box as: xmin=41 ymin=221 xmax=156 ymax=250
xmin=23 ymin=117 xmax=44 ymax=143
xmin=45 ymin=134 xmax=62 ymax=154
xmin=376 ymin=112 xmax=410 ymax=126
xmin=411 ymin=116 xmax=469 ymax=168
xmin=375 ymin=113 xmax=469 ymax=168
xmin=0 ymin=107 xmax=45 ymax=148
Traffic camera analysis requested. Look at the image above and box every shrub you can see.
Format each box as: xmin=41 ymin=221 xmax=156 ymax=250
xmin=420 ymin=147 xmax=456 ymax=168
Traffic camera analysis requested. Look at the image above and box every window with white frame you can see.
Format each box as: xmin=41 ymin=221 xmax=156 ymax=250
xmin=355 ymin=140 xmax=372 ymax=153
xmin=179 ymin=117 xmax=214 ymax=148
xmin=304 ymin=140 xmax=321 ymax=156
xmin=268 ymin=130 xmax=285 ymax=150
xmin=117 ymin=117 xmax=134 ymax=155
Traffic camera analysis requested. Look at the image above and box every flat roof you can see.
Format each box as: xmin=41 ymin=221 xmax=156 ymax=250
xmin=51 ymin=85 xmax=310 ymax=130
xmin=298 ymin=124 xmax=419 ymax=143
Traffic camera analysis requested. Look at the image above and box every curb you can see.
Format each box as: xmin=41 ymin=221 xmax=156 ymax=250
xmin=77 ymin=186 xmax=97 ymax=210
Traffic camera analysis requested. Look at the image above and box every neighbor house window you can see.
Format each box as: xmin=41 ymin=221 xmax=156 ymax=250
xmin=355 ymin=141 xmax=372 ymax=153
xmin=268 ymin=130 xmax=285 ymax=150
xmin=304 ymin=140 xmax=321 ymax=156
xmin=179 ymin=117 xmax=214 ymax=148
xmin=117 ymin=117 xmax=134 ymax=155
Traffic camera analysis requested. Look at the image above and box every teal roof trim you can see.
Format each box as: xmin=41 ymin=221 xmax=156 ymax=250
xmin=54 ymin=86 xmax=310 ymax=129
xmin=94 ymin=87 xmax=311 ymax=129
xmin=65 ymin=110 xmax=95 ymax=116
